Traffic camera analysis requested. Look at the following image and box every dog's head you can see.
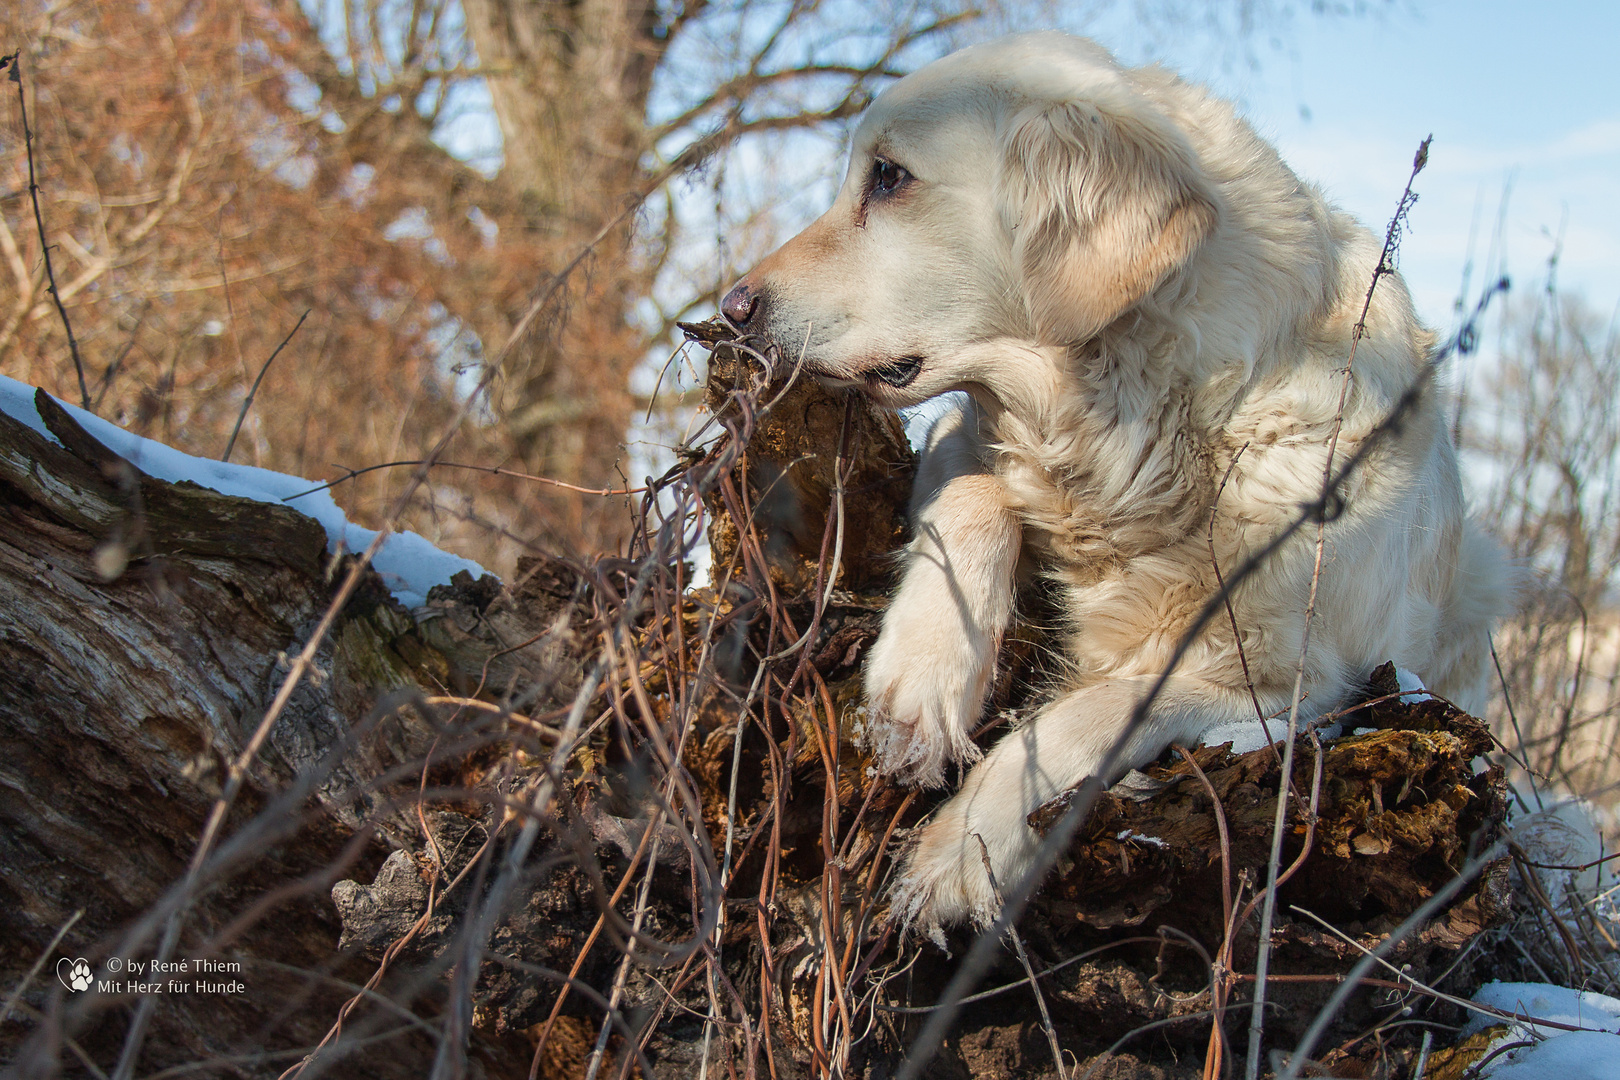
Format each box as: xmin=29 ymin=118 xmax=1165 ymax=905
xmin=721 ymin=32 xmax=1219 ymax=409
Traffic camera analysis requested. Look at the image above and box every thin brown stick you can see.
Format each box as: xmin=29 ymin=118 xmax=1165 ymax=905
xmin=583 ymin=845 xmax=665 ymax=1080
xmin=8 ymin=55 xmax=89 ymax=408
xmin=1175 ymin=745 xmax=1234 ymax=1080
xmin=1 ymin=996 xmax=111 ymax=1079
xmin=1280 ymin=839 xmax=1508 ymax=1080
xmin=1509 ymin=842 xmax=1589 ymax=980
xmin=877 ymin=936 xmax=1171 ymax=1015
xmin=1245 ymin=137 xmax=1431 ymax=1080
xmin=222 ymin=309 xmax=308 ymax=462
xmin=975 ymin=834 xmax=1068 ymax=1080
xmin=1519 ymin=849 xmax=1620 ymax=873
xmin=1287 ymin=904 xmax=1601 ymax=1034
xmin=1 ymin=908 xmax=83 ymax=1024
xmin=280 ymin=822 xmax=498 ymax=1078
xmin=1207 ymin=443 xmax=1274 ymax=745
xmin=1491 ymin=638 xmax=1544 ymax=811
xmin=282 ymin=457 xmax=650 ymax=500
xmin=92 ymin=302 xmax=146 ymax=411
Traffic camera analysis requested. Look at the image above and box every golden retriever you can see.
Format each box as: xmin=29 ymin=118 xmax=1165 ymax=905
xmin=720 ymin=32 xmax=1505 ymax=937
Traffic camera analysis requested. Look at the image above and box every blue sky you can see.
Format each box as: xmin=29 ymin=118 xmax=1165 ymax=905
xmin=1094 ymin=0 xmax=1620 ymax=330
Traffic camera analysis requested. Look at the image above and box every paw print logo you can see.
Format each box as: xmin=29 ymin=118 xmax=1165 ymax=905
xmin=56 ymin=957 xmax=93 ymax=992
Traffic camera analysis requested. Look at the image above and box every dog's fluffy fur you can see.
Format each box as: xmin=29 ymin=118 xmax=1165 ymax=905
xmin=722 ymin=32 xmax=1505 ymax=936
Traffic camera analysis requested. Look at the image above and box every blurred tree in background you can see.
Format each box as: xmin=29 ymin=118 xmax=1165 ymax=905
xmin=0 ymin=1 xmax=1399 ymax=574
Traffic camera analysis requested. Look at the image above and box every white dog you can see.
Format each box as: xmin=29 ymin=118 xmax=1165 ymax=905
xmin=720 ymin=32 xmax=1504 ymax=936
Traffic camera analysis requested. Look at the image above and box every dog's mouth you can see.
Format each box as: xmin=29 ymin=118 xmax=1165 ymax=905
xmin=864 ymin=355 xmax=924 ymax=389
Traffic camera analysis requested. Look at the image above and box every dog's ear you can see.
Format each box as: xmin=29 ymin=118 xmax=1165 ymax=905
xmin=998 ymin=100 xmax=1218 ymax=343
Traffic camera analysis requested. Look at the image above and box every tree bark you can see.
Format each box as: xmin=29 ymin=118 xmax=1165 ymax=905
xmin=0 ymin=390 xmax=583 ymax=1074
xmin=459 ymin=0 xmax=673 ymax=551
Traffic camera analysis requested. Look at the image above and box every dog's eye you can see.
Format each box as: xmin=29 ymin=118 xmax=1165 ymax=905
xmin=871 ymin=158 xmax=911 ymax=195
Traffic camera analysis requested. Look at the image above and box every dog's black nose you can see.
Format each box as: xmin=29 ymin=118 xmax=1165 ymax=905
xmin=721 ymin=282 xmax=759 ymax=326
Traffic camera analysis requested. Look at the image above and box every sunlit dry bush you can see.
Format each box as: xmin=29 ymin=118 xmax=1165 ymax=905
xmin=1464 ymin=286 xmax=1620 ymax=812
xmin=0 ymin=0 xmax=575 ymax=559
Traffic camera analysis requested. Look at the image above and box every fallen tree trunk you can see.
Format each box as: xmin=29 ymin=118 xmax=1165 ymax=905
xmin=0 ymin=389 xmax=587 ymax=1074
xmin=0 ymin=349 xmax=1512 ymax=1080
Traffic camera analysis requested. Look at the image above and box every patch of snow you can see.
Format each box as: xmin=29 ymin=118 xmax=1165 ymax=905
xmin=1394 ymin=666 xmax=1433 ymax=699
xmin=0 ymin=376 xmax=57 ymax=443
xmin=1199 ymin=718 xmax=1274 ymax=754
xmin=1201 ymin=716 xmax=1355 ymax=752
xmin=1471 ymin=1030 xmax=1620 ymax=1080
xmin=1465 ymin=981 xmax=1620 ymax=1037
xmin=0 ymin=375 xmax=487 ymax=608
xmin=1463 ymin=982 xmax=1620 ymax=1079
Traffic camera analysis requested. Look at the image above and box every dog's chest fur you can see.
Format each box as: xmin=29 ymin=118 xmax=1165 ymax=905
xmin=987 ymin=364 xmax=1217 ymax=581
xmin=982 ymin=357 xmax=1305 ymax=682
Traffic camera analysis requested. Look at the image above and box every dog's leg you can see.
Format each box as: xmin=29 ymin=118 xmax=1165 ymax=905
xmin=891 ymin=674 xmax=1274 ymax=937
xmin=863 ymin=400 xmax=1021 ymax=788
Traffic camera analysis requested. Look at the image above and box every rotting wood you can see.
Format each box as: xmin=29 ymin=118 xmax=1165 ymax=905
xmin=696 ymin=322 xmax=914 ymax=598
xmin=1021 ymin=664 xmax=1510 ymax=1051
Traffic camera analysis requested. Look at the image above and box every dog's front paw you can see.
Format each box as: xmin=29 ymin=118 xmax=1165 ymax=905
xmin=888 ymin=832 xmax=993 ymax=947
xmin=889 ymin=794 xmax=1036 ymax=943
xmin=862 ymin=600 xmax=995 ymax=788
